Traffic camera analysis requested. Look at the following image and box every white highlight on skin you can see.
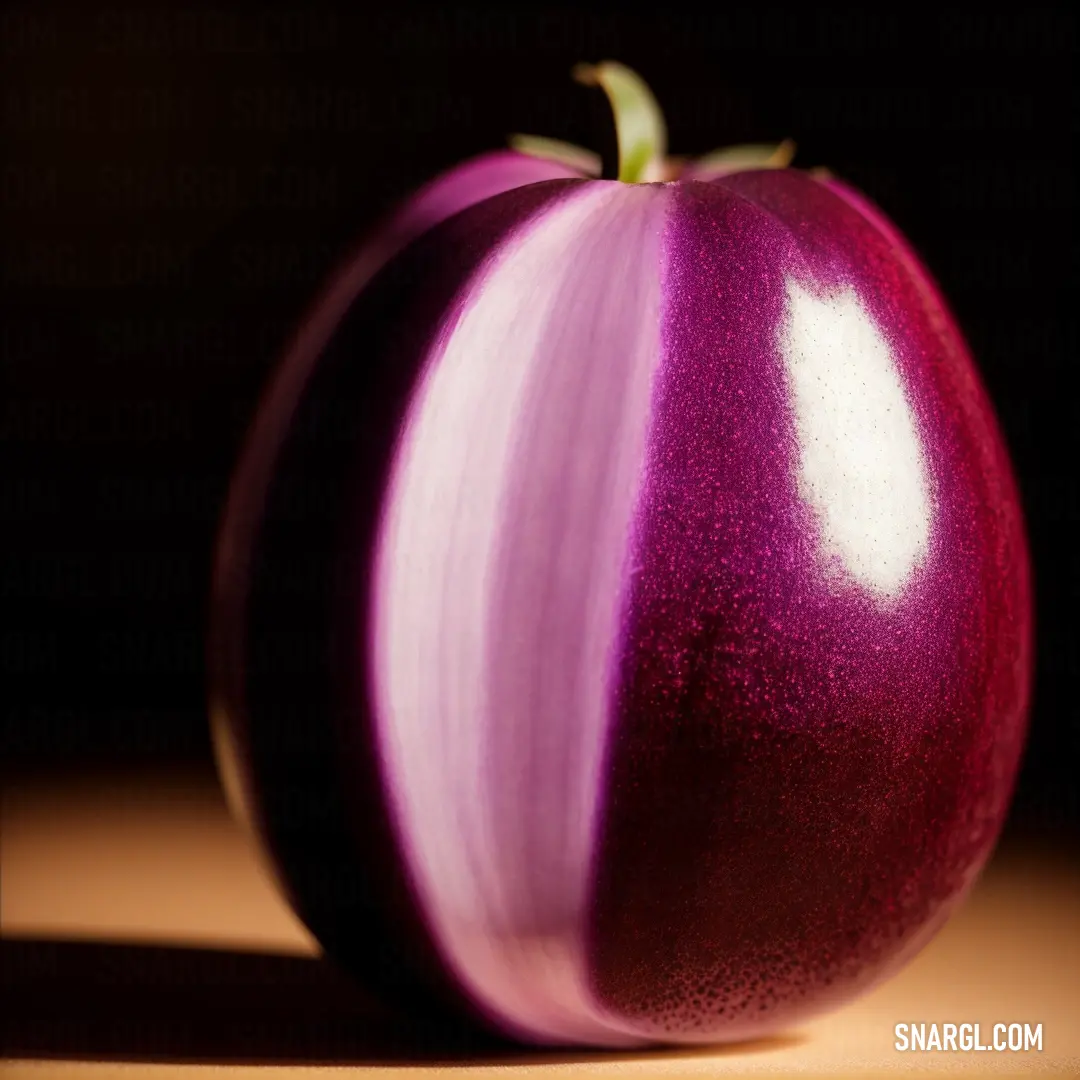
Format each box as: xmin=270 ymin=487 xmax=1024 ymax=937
xmin=371 ymin=182 xmax=665 ymax=1046
xmin=780 ymin=278 xmax=931 ymax=598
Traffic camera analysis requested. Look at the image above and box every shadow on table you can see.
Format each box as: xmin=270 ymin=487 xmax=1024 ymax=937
xmin=0 ymin=938 xmax=805 ymax=1066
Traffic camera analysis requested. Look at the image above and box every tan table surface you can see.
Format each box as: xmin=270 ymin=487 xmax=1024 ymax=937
xmin=2 ymin=766 xmax=1078 ymax=1078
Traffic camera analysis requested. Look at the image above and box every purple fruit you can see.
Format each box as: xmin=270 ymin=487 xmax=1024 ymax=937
xmin=210 ymin=63 xmax=1032 ymax=1047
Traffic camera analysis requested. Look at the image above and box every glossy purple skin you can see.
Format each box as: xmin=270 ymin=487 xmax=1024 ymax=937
xmin=212 ymin=155 xmax=1031 ymax=1048
xmin=586 ymin=172 xmax=1031 ymax=1039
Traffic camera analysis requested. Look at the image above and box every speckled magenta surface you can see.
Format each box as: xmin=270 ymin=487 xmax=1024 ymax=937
xmin=370 ymin=170 xmax=1030 ymax=1044
xmin=214 ymin=156 xmax=1032 ymax=1049
xmin=587 ymin=173 xmax=1032 ymax=1040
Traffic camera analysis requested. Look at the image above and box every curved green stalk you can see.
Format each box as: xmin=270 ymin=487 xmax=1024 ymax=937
xmin=510 ymin=62 xmax=798 ymax=186
xmin=572 ymin=61 xmax=667 ymax=184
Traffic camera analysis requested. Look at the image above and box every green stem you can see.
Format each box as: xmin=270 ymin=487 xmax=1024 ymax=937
xmin=572 ymin=61 xmax=667 ymax=184
xmin=510 ymin=62 xmax=798 ymax=185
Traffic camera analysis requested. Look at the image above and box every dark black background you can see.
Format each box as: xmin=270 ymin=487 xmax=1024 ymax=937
xmin=2 ymin=4 xmax=1076 ymax=841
